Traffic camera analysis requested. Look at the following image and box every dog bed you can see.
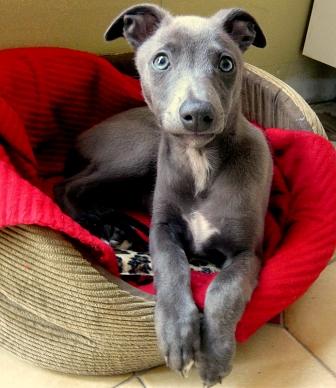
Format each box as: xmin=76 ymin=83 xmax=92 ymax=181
xmin=0 ymin=47 xmax=335 ymax=375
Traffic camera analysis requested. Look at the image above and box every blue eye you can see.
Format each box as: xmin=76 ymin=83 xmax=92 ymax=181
xmin=153 ymin=53 xmax=170 ymax=70
xmin=219 ymin=56 xmax=234 ymax=73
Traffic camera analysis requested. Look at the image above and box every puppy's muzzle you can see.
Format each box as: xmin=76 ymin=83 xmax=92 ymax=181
xmin=179 ymin=99 xmax=215 ymax=133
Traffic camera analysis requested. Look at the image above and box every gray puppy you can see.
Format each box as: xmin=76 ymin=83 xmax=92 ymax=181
xmin=55 ymin=4 xmax=272 ymax=387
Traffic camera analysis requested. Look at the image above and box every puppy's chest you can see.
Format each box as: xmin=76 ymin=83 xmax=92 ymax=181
xmin=178 ymin=148 xmax=220 ymax=252
xmin=183 ymin=210 xmax=219 ymax=254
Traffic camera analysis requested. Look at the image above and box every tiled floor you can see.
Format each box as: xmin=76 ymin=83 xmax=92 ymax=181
xmin=0 ymin=259 xmax=335 ymax=387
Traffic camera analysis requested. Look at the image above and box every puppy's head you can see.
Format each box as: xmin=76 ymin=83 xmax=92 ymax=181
xmin=106 ymin=4 xmax=266 ymax=146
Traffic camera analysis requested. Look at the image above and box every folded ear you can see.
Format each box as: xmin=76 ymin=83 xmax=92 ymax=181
xmin=105 ymin=4 xmax=170 ymax=49
xmin=213 ymin=8 xmax=266 ymax=52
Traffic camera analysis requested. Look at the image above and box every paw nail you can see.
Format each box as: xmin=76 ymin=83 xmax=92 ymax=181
xmin=164 ymin=356 xmax=168 ymax=366
xmin=181 ymin=360 xmax=194 ymax=378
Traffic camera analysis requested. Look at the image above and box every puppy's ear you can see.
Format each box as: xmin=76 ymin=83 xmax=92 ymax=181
xmin=213 ymin=8 xmax=266 ymax=51
xmin=105 ymin=4 xmax=170 ymax=49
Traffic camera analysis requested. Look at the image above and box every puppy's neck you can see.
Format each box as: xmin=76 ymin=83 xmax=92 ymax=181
xmin=161 ymin=114 xmax=244 ymax=195
xmin=186 ymin=145 xmax=213 ymax=195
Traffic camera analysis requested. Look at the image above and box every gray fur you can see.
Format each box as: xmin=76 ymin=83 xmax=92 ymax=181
xmin=55 ymin=5 xmax=271 ymax=387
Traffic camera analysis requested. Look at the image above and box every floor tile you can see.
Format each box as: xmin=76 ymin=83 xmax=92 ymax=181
xmin=113 ymin=376 xmax=145 ymax=388
xmin=285 ymin=262 xmax=336 ymax=374
xmin=0 ymin=347 xmax=131 ymax=388
xmin=140 ymin=325 xmax=336 ymax=387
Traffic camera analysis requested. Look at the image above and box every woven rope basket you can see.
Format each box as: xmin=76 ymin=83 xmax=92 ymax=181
xmin=0 ymin=64 xmax=326 ymax=375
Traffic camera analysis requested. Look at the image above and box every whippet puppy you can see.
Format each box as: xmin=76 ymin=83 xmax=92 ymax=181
xmin=55 ymin=5 xmax=272 ymax=386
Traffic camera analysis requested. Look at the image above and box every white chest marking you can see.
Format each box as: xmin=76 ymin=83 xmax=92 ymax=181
xmin=187 ymin=212 xmax=219 ymax=252
xmin=186 ymin=147 xmax=211 ymax=195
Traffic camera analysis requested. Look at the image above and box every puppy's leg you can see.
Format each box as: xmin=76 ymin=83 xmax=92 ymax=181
xmin=199 ymin=252 xmax=260 ymax=387
xmin=150 ymin=220 xmax=200 ymax=377
xmin=56 ymin=166 xmax=133 ymax=240
xmin=54 ymin=164 xmax=101 ymax=219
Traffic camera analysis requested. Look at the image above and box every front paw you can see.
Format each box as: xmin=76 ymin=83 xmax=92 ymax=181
xmin=155 ymin=299 xmax=200 ymax=377
xmin=199 ymin=321 xmax=235 ymax=387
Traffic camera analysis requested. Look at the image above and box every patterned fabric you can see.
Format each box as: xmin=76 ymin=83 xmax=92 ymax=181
xmin=115 ymin=248 xmax=221 ymax=276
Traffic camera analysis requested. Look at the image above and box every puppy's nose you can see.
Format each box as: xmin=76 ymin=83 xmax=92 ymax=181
xmin=179 ymin=99 xmax=214 ymax=132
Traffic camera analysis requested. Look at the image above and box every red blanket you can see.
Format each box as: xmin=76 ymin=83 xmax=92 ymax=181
xmin=0 ymin=47 xmax=335 ymax=342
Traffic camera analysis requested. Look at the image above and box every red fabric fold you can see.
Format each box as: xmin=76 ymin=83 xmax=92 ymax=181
xmin=0 ymin=47 xmax=335 ymax=342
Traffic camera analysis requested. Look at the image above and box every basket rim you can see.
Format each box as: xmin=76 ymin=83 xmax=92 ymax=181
xmin=244 ymin=63 xmax=327 ymax=138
